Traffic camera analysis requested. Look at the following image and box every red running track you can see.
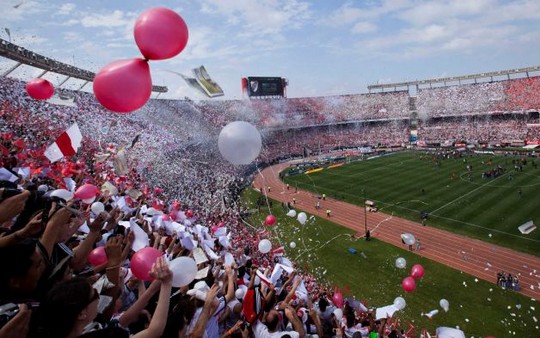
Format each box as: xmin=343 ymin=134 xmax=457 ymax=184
xmin=254 ymin=162 xmax=540 ymax=300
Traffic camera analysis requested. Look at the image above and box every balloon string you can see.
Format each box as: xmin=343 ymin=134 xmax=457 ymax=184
xmin=256 ymin=165 xmax=273 ymax=215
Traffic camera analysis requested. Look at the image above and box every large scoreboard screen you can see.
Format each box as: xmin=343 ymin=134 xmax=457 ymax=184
xmin=242 ymin=77 xmax=287 ymax=98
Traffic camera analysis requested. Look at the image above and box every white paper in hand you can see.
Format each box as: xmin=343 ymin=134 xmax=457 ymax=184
xmin=130 ymin=218 xmax=149 ymax=252
xmin=193 ymin=247 xmax=209 ymax=264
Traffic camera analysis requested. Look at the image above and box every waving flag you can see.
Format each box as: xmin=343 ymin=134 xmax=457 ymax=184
xmin=44 ymin=123 xmax=82 ymax=163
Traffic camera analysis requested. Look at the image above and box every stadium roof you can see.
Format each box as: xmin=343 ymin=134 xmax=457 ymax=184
xmin=0 ymin=38 xmax=167 ymax=93
xmin=368 ymin=66 xmax=540 ymax=92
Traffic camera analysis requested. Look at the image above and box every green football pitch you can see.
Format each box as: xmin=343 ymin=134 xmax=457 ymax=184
xmin=283 ymin=151 xmax=540 ymax=257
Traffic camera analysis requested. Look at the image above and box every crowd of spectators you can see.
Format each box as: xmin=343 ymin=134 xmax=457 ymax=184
xmin=192 ymin=92 xmax=410 ymax=130
xmin=417 ymin=76 xmax=540 ymax=119
xmin=416 ymin=116 xmax=536 ymax=144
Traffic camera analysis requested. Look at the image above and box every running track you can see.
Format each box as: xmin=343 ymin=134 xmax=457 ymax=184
xmin=254 ymin=162 xmax=540 ymax=300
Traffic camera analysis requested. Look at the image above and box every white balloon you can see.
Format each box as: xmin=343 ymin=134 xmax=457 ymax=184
xmin=297 ymin=212 xmax=307 ymax=225
xmin=286 ymin=209 xmax=297 ymax=217
xmin=218 ymin=121 xmax=262 ymax=165
xmin=91 ymin=202 xmax=105 ymax=215
xmin=393 ymin=296 xmax=406 ymax=310
xmin=82 ymin=196 xmax=96 ymax=204
xmin=400 ymin=233 xmax=416 ymax=245
xmin=395 ymin=257 xmax=407 ymax=269
xmin=333 ymin=308 xmax=343 ymax=321
xmin=169 ymin=257 xmax=198 ymax=287
xmin=289 ymin=241 xmax=296 ymax=249
xmin=258 ymin=239 xmax=272 ymax=254
xmin=50 ymin=189 xmax=74 ymax=201
xmin=439 ymin=298 xmax=450 ymax=312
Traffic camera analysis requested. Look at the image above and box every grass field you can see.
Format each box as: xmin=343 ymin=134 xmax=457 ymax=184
xmin=241 ymin=188 xmax=539 ymax=337
xmin=282 ymin=151 xmax=540 ymax=257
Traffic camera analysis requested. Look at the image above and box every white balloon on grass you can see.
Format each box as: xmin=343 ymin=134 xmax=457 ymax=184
xmin=169 ymin=257 xmax=198 ymax=287
xmin=439 ymin=299 xmax=450 ymax=312
xmin=297 ymin=212 xmax=307 ymax=225
xmin=393 ymin=296 xmax=406 ymax=310
xmin=91 ymin=202 xmax=105 ymax=215
xmin=258 ymin=239 xmax=272 ymax=254
xmin=289 ymin=241 xmax=296 ymax=249
xmin=395 ymin=257 xmax=407 ymax=269
xmin=286 ymin=209 xmax=297 ymax=217
xmin=218 ymin=121 xmax=262 ymax=165
xmin=400 ymin=233 xmax=416 ymax=245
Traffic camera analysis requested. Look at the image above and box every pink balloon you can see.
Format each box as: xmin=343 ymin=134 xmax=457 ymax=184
xmin=26 ymin=78 xmax=54 ymax=100
xmin=211 ymin=225 xmax=218 ymax=233
xmin=134 ymin=7 xmax=189 ymax=60
xmin=402 ymin=276 xmax=416 ymax=293
xmin=88 ymin=246 xmax=108 ymax=266
xmin=74 ymin=184 xmax=99 ymax=200
xmin=411 ymin=264 xmax=425 ymax=279
xmin=93 ymin=58 xmax=152 ymax=113
xmin=130 ymin=247 xmax=162 ymax=281
xmin=333 ymin=292 xmax=344 ymax=308
xmin=186 ymin=209 xmax=194 ymax=218
xmin=265 ymin=215 xmax=276 ymax=226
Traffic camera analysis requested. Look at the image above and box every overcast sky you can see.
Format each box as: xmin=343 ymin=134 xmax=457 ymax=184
xmin=1 ymin=0 xmax=540 ymax=100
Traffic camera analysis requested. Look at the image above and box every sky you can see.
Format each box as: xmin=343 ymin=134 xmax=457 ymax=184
xmin=1 ymin=0 xmax=540 ymax=101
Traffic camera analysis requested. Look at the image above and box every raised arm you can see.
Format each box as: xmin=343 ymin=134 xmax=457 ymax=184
xmin=132 ymin=257 xmax=173 ymax=338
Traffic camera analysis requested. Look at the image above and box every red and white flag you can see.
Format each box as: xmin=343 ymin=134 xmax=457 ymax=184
xmin=256 ymin=269 xmax=273 ymax=287
xmin=44 ymin=123 xmax=82 ymax=163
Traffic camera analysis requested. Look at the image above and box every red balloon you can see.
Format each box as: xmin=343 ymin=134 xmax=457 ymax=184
xmin=26 ymin=78 xmax=54 ymax=100
xmin=130 ymin=247 xmax=162 ymax=281
xmin=186 ymin=209 xmax=194 ymax=218
xmin=333 ymin=292 xmax=344 ymax=308
xmin=134 ymin=7 xmax=189 ymax=60
xmin=93 ymin=58 xmax=152 ymax=113
xmin=411 ymin=264 xmax=425 ymax=279
xmin=402 ymin=276 xmax=416 ymax=293
xmin=265 ymin=215 xmax=276 ymax=226
xmin=74 ymin=184 xmax=99 ymax=200
xmin=88 ymin=246 xmax=108 ymax=266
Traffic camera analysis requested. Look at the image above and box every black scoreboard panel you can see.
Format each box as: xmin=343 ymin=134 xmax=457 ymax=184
xmin=246 ymin=77 xmax=285 ymax=97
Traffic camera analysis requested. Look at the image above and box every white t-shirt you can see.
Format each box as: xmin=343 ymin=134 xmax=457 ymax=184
xmin=253 ymin=320 xmax=300 ymax=338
